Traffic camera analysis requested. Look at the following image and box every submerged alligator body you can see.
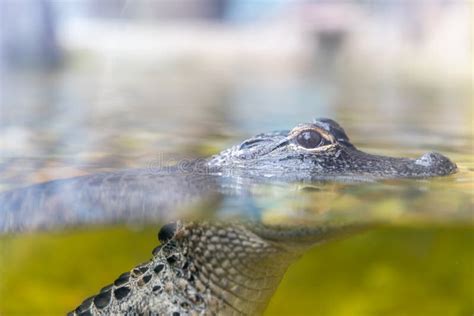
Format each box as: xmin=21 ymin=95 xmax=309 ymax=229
xmin=70 ymin=221 xmax=363 ymax=316
xmin=0 ymin=118 xmax=457 ymax=315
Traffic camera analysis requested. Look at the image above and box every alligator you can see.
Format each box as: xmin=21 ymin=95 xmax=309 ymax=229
xmin=0 ymin=118 xmax=457 ymax=315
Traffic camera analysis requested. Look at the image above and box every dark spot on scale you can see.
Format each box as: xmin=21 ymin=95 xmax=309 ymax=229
xmin=132 ymin=265 xmax=149 ymax=277
xmin=182 ymin=261 xmax=189 ymax=270
xmin=114 ymin=286 xmax=131 ymax=300
xmin=167 ymin=255 xmax=178 ymax=265
xmin=76 ymin=296 xmax=94 ymax=312
xmin=154 ymin=264 xmax=164 ymax=274
xmin=114 ymin=272 xmax=130 ymax=286
xmin=93 ymin=290 xmax=111 ymax=309
xmin=173 ymin=312 xmax=180 ymax=316
xmin=194 ymin=294 xmax=203 ymax=304
xmin=158 ymin=222 xmax=177 ymax=243
xmin=142 ymin=274 xmax=152 ymax=284
xmin=152 ymin=245 xmax=162 ymax=256
xmin=152 ymin=285 xmax=161 ymax=292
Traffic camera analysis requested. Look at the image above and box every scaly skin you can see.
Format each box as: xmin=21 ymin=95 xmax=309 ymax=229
xmin=71 ymin=221 xmax=363 ymax=315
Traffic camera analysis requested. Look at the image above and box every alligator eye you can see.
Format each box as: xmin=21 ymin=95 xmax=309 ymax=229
xmin=296 ymin=130 xmax=323 ymax=149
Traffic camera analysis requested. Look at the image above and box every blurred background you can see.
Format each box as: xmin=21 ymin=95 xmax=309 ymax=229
xmin=0 ymin=1 xmax=473 ymax=315
xmin=0 ymin=0 xmax=472 ymax=188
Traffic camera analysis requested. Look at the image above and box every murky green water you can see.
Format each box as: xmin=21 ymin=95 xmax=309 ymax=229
xmin=1 ymin=226 xmax=472 ymax=315
xmin=0 ymin=58 xmax=472 ymax=315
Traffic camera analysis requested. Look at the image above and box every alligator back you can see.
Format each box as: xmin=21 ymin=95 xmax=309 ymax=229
xmin=0 ymin=167 xmax=219 ymax=233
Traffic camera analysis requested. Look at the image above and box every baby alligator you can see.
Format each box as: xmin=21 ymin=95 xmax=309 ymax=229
xmin=0 ymin=118 xmax=457 ymax=315
xmin=0 ymin=118 xmax=457 ymax=233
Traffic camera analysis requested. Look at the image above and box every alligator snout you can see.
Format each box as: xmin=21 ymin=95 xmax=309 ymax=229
xmin=414 ymin=152 xmax=457 ymax=176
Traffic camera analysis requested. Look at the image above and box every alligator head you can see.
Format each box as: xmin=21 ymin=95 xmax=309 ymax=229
xmin=207 ymin=118 xmax=457 ymax=181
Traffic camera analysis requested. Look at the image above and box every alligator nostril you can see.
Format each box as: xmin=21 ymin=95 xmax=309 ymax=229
xmin=415 ymin=152 xmax=457 ymax=174
xmin=416 ymin=152 xmax=446 ymax=166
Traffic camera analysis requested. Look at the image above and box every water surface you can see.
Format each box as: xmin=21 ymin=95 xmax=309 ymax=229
xmin=0 ymin=62 xmax=472 ymax=315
